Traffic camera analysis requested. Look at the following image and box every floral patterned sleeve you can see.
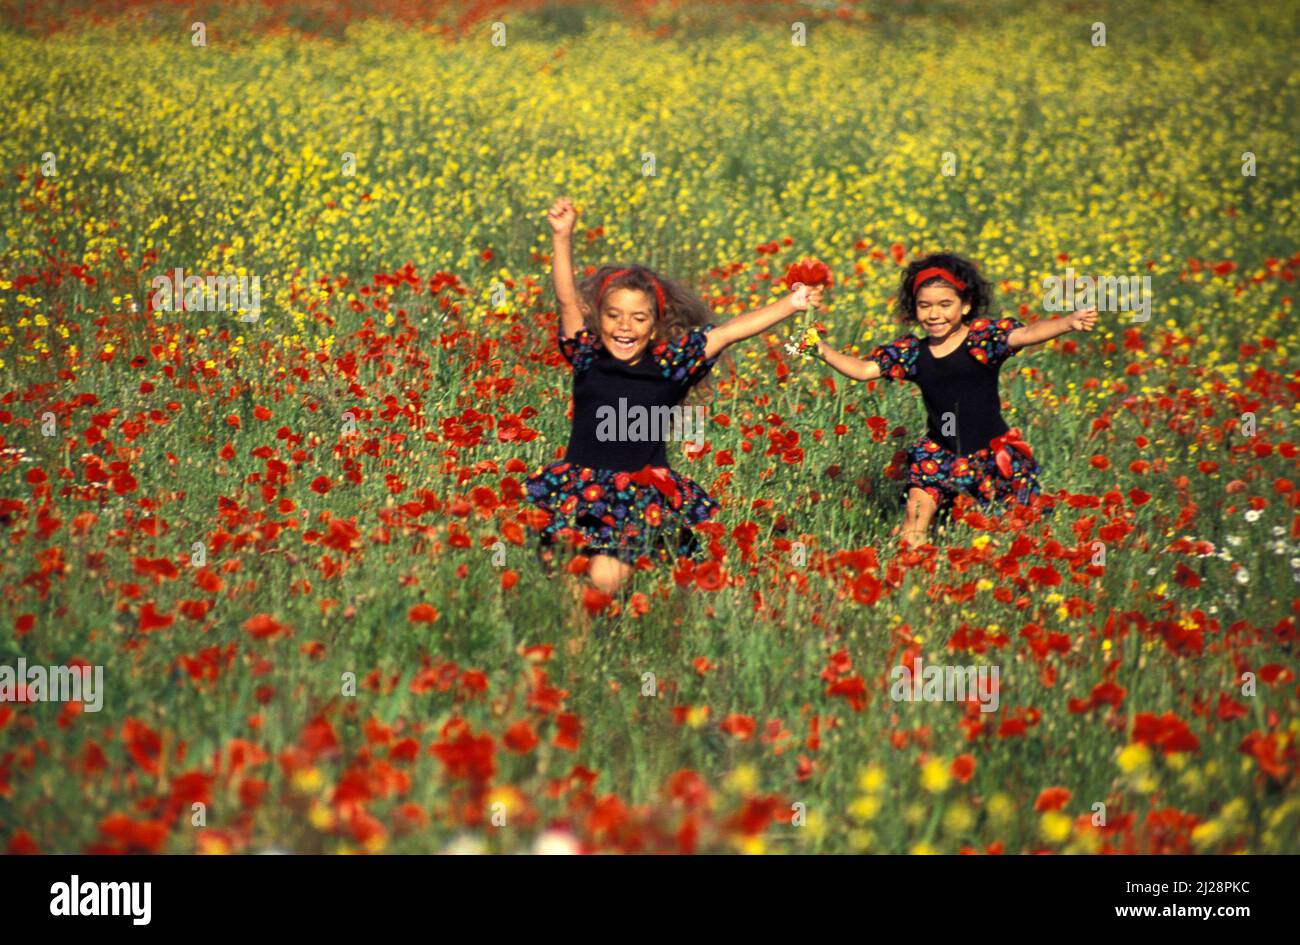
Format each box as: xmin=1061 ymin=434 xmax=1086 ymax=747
xmin=867 ymin=335 xmax=920 ymax=383
xmin=558 ymin=323 xmax=600 ymax=374
xmin=652 ymin=324 xmax=719 ymax=388
xmin=964 ymin=317 xmax=1025 ymax=367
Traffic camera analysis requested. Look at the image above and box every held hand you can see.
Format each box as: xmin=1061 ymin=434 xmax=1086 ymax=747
xmin=788 ymin=282 xmax=810 ymax=312
xmin=547 ymin=196 xmax=579 ymax=238
xmin=1068 ymin=307 xmax=1098 ymax=332
xmin=789 ymin=283 xmax=824 ymax=312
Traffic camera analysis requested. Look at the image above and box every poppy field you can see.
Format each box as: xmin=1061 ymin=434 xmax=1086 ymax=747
xmin=1 ymin=0 xmax=1298 ymax=854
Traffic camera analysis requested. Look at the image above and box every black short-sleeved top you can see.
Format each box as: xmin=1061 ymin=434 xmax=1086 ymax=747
xmin=867 ymin=318 xmax=1025 ymax=456
xmin=558 ymin=324 xmax=718 ymax=471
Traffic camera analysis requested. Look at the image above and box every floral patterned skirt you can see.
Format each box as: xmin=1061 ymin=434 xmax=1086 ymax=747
xmin=524 ymin=461 xmax=719 ymax=566
xmin=902 ymin=434 xmax=1042 ymax=509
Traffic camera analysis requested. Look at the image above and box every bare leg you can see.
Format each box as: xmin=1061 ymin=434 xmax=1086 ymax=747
xmin=563 ymin=575 xmax=589 ymax=654
xmin=565 ymin=554 xmax=632 ymax=657
xmin=901 ymin=488 xmax=938 ymax=548
xmin=587 ymin=554 xmax=633 ymax=596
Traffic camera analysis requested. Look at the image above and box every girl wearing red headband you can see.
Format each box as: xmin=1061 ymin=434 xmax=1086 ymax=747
xmin=527 ymin=196 xmax=822 ymax=601
xmin=810 ymin=253 xmax=1096 ymax=548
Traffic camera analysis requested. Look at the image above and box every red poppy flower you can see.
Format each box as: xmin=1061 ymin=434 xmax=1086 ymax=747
xmin=1258 ymin=664 xmax=1294 ymax=685
xmin=554 ymin=713 xmax=581 ymax=752
xmin=501 ymin=521 xmax=525 ymax=545
xmin=665 ymin=770 xmax=710 ymax=809
xmin=138 ymin=602 xmax=174 ymax=632
xmin=1132 ymin=712 xmax=1200 ymax=754
xmin=408 ymin=603 xmax=440 ymax=623
xmin=720 ymin=714 xmax=756 ymax=741
xmin=5 ymin=832 xmax=39 ymax=855
xmin=1237 ymin=731 xmax=1293 ymax=781
xmin=239 ymin=778 xmax=269 ymax=810
xmin=243 ymin=613 xmax=288 ymax=639
xmin=121 ymin=718 xmax=162 ymax=775
xmin=851 ymin=573 xmax=881 ymax=606
xmin=98 ymin=812 xmax=167 ymax=853
xmin=504 ymin=721 xmax=539 ymax=754
xmin=1034 ymin=786 xmax=1072 ymax=812
xmin=430 ymin=725 xmax=495 ymax=783
xmin=781 ymin=258 xmax=834 ymax=291
xmin=694 ymin=561 xmax=725 ymax=591
xmin=951 ymin=754 xmax=975 ymax=784
xmin=582 ymin=585 xmax=612 ymax=615
xmin=826 ymin=675 xmax=867 ymax=712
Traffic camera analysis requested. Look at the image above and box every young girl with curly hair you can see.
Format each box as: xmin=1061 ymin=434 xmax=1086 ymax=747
xmin=810 ymin=253 xmax=1096 ymax=547
xmin=527 ymin=196 xmax=822 ymax=595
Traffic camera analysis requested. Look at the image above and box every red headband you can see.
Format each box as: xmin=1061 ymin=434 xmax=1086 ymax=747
xmin=599 ymin=268 xmax=666 ymax=318
xmin=912 ymin=266 xmax=968 ymax=293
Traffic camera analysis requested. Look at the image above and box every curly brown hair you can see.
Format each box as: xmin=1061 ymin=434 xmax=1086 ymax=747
xmin=577 ymin=264 xmax=714 ymax=341
xmin=893 ymin=253 xmax=992 ymax=326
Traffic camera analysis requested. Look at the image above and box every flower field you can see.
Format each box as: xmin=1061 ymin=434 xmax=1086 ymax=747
xmin=1 ymin=0 xmax=1298 ymax=854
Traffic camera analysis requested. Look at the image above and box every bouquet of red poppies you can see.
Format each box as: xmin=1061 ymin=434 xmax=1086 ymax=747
xmin=782 ymin=258 xmax=833 ymax=361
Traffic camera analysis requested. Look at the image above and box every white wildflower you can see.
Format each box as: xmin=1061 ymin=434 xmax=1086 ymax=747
xmin=441 ymin=834 xmax=486 ymax=855
xmin=532 ymin=830 xmax=581 ymax=855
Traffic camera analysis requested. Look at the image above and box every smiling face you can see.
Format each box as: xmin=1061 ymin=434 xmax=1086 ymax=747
xmin=599 ymin=286 xmax=656 ymax=363
xmin=914 ymin=283 xmax=970 ymax=341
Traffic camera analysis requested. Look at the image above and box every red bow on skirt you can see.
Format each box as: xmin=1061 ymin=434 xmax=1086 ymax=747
xmin=631 ymin=466 xmax=680 ymax=504
xmin=988 ymin=427 xmax=1033 ymax=479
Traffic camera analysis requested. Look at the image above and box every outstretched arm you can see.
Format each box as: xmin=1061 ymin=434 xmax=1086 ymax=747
xmin=813 ymin=339 xmax=882 ymax=382
xmin=547 ymin=197 xmax=585 ymax=338
xmin=1007 ymin=307 xmax=1098 ymax=349
xmin=704 ymin=284 xmax=823 ymax=359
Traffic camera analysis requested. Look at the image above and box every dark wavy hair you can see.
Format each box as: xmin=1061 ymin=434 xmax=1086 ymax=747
xmin=577 ymin=264 xmax=714 ymax=341
xmin=893 ymin=253 xmax=992 ymax=325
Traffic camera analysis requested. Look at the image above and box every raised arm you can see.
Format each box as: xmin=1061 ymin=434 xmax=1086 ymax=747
xmin=547 ymin=197 xmax=585 ymax=338
xmin=813 ymin=339 xmax=882 ymax=382
xmin=704 ymin=284 xmax=823 ymax=359
xmin=1007 ymin=307 xmax=1097 ymax=349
